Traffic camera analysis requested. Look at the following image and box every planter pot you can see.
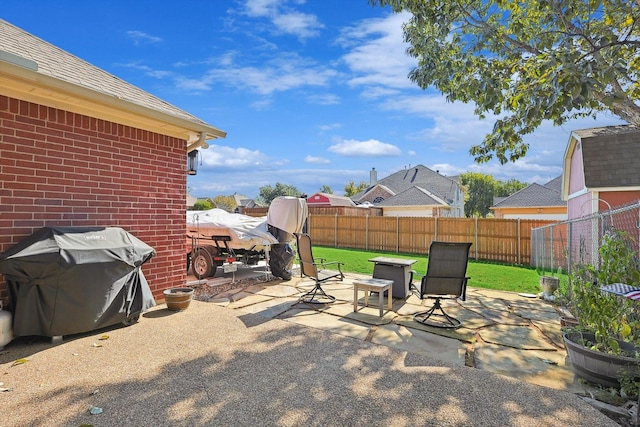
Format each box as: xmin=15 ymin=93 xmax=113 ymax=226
xmin=539 ymin=276 xmax=559 ymax=295
xmin=164 ymin=288 xmax=194 ymax=311
xmin=563 ymin=331 xmax=640 ymax=388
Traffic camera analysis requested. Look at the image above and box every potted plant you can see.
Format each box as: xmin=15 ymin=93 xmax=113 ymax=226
xmin=537 ymin=267 xmax=560 ymax=299
xmin=563 ymin=230 xmax=640 ymax=389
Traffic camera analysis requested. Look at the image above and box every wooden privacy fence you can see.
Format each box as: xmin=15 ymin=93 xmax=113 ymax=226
xmin=308 ymin=215 xmax=558 ymax=266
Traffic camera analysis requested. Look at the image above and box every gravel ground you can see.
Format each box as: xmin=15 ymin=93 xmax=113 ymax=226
xmin=0 ymin=299 xmax=620 ymax=427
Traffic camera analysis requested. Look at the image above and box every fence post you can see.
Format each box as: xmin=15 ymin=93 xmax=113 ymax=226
xmin=366 ymin=215 xmax=369 ymax=251
xmin=396 ymin=216 xmax=399 ymax=253
xmin=475 ymin=217 xmax=478 ymax=260
xmin=334 ymin=213 xmax=337 ymax=248
xmin=551 ymin=227 xmax=555 ymax=272
xmin=567 ymin=220 xmax=572 ymax=275
xmin=435 ymin=216 xmax=438 ymax=241
xmin=517 ymin=218 xmax=521 ymax=265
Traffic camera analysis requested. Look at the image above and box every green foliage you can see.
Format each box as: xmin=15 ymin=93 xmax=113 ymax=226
xmin=570 ymin=231 xmax=640 ymax=354
xmin=344 ymin=180 xmax=369 ymax=197
xmin=369 ymin=0 xmax=640 ymax=164
xmin=460 ymin=172 xmax=496 ymax=217
xmin=212 ymin=195 xmax=237 ymax=212
xmin=495 ymin=179 xmax=527 ymax=197
xmin=320 ymin=185 xmax=333 ymax=194
xmin=256 ymin=183 xmax=302 ymax=206
xmin=460 ymin=172 xmax=527 ymax=217
xmin=192 ymin=200 xmax=213 ymax=210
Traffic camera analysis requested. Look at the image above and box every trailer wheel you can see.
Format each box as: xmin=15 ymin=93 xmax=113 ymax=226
xmin=192 ymin=248 xmax=215 ymax=279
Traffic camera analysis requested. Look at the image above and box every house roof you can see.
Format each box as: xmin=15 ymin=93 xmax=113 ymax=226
xmin=355 ymin=165 xmax=460 ymax=204
xmin=492 ymin=176 xmax=565 ymax=208
xmin=0 ymin=19 xmax=225 ymax=149
xmin=376 ymin=186 xmax=447 ymax=207
xmin=563 ymin=125 xmax=640 ymax=193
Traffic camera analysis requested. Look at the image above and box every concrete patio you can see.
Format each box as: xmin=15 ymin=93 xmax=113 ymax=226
xmin=0 ymin=263 xmax=631 ymax=426
xmin=194 ymin=264 xmax=585 ymax=394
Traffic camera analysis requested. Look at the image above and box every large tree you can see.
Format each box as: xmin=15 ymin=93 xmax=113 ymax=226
xmin=460 ymin=172 xmax=497 ymax=217
xmin=212 ymin=195 xmax=237 ymax=212
xmin=344 ymin=180 xmax=369 ymax=197
xmin=256 ymin=183 xmax=303 ymax=205
xmin=370 ymin=0 xmax=640 ymax=163
xmin=495 ymin=178 xmax=527 ymax=197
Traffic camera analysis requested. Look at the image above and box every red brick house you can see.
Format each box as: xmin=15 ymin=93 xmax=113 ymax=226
xmin=0 ymin=20 xmax=226 ymax=307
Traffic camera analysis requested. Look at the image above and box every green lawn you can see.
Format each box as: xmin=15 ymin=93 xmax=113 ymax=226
xmin=312 ymin=246 xmax=566 ymax=294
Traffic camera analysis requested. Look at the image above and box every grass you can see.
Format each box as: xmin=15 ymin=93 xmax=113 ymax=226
xmin=313 ymin=246 xmax=567 ymax=294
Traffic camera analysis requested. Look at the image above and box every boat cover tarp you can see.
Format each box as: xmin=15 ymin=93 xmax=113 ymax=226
xmin=186 ymin=209 xmax=278 ymax=250
xmin=0 ymin=227 xmax=156 ymax=337
xmin=267 ymin=196 xmax=308 ymax=242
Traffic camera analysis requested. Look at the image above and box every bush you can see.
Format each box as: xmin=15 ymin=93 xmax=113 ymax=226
xmin=570 ymin=230 xmax=640 ymax=354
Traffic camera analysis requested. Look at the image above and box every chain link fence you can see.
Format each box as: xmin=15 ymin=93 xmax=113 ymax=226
xmin=531 ymin=200 xmax=640 ymax=276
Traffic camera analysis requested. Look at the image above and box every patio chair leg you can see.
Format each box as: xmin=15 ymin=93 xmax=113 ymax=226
xmin=413 ymin=298 xmax=461 ymax=329
xmin=299 ymin=283 xmax=336 ymax=304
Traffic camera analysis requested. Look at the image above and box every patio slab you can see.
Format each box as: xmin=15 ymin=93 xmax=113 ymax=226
xmin=473 ymin=342 xmax=590 ymax=393
xmin=277 ymin=307 xmax=371 ymax=340
xmin=478 ymin=324 xmax=557 ymax=350
xmin=370 ymin=323 xmax=467 ymax=366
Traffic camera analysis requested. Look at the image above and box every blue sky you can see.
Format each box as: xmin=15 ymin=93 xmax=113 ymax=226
xmin=3 ymin=1 xmax=625 ymax=199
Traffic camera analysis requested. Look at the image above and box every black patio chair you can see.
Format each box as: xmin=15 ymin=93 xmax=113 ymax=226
xmin=410 ymin=241 xmax=472 ymax=329
xmin=295 ymin=233 xmax=344 ymax=303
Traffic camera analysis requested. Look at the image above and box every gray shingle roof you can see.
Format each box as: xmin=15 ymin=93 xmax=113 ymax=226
xmin=0 ymin=19 xmax=220 ymax=132
xmin=376 ymin=186 xmax=446 ymax=207
xmin=492 ymin=177 xmax=565 ymax=208
xmin=572 ymin=125 xmax=640 ymax=188
xmin=356 ymin=165 xmax=460 ymax=204
xmin=543 ymin=175 xmax=562 ymax=193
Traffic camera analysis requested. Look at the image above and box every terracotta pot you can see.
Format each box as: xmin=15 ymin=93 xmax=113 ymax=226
xmin=563 ymin=331 xmax=640 ymax=387
xmin=163 ymin=288 xmax=194 ymax=311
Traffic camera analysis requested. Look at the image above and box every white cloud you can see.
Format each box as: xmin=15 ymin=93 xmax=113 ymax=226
xmin=126 ymin=30 xmax=162 ymax=45
xmin=307 ymin=93 xmax=340 ymax=105
xmin=319 ymin=123 xmax=341 ymax=132
xmin=181 ymin=53 xmax=337 ymax=95
xmin=305 ymin=155 xmax=330 ymax=164
xmin=272 ymin=11 xmax=324 ymax=38
xmin=338 ymin=13 xmax=416 ymax=90
xmin=200 ymin=145 xmax=269 ymax=169
xmin=241 ymin=0 xmax=323 ymax=39
xmin=329 ymin=138 xmax=402 ymax=157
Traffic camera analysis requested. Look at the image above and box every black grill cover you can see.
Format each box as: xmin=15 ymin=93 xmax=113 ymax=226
xmin=0 ymin=227 xmax=156 ymax=337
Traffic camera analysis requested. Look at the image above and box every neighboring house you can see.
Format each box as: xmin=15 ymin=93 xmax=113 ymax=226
xmin=0 ymin=20 xmax=226 ymax=305
xmin=307 ymin=192 xmax=356 ymax=207
xmin=187 ymin=194 xmax=198 ymax=209
xmin=353 ymin=165 xmax=464 ymax=217
xmin=491 ymin=176 xmax=567 ymax=220
xmin=233 ymin=193 xmax=261 ymax=210
xmin=561 ymin=125 xmax=640 ymax=219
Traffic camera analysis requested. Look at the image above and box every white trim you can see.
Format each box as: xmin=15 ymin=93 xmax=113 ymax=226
xmin=567 ymin=188 xmax=589 ymax=200
xmin=587 ymin=186 xmax=640 ymax=192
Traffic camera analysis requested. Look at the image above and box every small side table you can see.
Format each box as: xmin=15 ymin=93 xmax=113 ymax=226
xmin=353 ymin=278 xmax=393 ymax=317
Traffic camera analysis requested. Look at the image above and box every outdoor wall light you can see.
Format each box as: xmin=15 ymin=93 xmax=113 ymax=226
xmin=187 ymin=150 xmax=199 ymax=175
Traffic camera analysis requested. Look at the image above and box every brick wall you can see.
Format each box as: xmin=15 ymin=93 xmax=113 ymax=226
xmin=0 ymin=95 xmax=187 ymax=307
